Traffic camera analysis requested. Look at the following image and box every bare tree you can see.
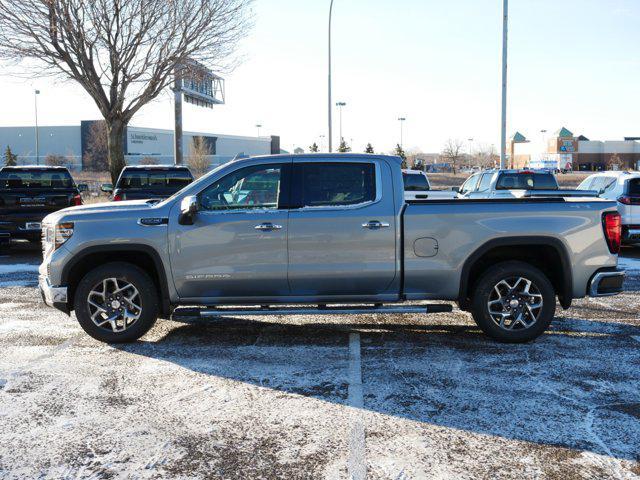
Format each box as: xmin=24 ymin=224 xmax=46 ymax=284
xmin=0 ymin=0 xmax=251 ymax=183
xmin=45 ymin=154 xmax=67 ymax=167
xmin=83 ymin=121 xmax=108 ymax=171
xmin=441 ymin=138 xmax=465 ymax=173
xmin=472 ymin=143 xmax=499 ymax=169
xmin=187 ymin=136 xmax=211 ymax=175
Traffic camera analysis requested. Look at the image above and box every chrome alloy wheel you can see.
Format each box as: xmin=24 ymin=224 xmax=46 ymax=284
xmin=87 ymin=278 xmax=142 ymax=332
xmin=487 ymin=276 xmax=543 ymax=331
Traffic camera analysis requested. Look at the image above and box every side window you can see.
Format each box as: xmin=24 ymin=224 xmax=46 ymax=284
xmin=477 ymin=173 xmax=493 ymax=192
xmin=460 ymin=174 xmax=479 ymax=193
xmin=199 ymin=164 xmax=283 ymax=211
xmin=296 ymin=162 xmax=376 ymax=207
xmin=577 ymin=176 xmax=594 ymax=190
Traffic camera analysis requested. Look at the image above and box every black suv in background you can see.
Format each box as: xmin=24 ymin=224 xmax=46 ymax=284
xmin=0 ymin=166 xmax=82 ymax=250
xmin=107 ymin=165 xmax=194 ymax=201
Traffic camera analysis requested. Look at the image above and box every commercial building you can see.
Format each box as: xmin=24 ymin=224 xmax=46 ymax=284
xmin=0 ymin=121 xmax=280 ymax=170
xmin=508 ymin=127 xmax=640 ymax=171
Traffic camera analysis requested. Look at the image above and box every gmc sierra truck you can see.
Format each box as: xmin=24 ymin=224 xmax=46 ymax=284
xmin=39 ymin=154 xmax=624 ymax=344
xmin=0 ymin=166 xmax=82 ymax=251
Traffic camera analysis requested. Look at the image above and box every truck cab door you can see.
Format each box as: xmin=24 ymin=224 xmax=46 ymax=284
xmin=287 ymin=159 xmax=397 ymax=296
xmin=168 ymin=161 xmax=291 ymax=300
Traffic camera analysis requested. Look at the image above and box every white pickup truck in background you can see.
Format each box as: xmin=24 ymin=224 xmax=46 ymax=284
xmin=402 ymin=169 xmax=458 ymax=200
xmin=457 ymin=169 xmax=598 ymax=199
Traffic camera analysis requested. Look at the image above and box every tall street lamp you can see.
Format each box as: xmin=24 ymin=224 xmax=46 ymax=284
xmin=256 ymin=123 xmax=262 ymax=137
xmin=34 ymin=89 xmax=40 ymax=165
xmin=336 ymin=101 xmax=346 ymax=143
xmin=500 ymin=0 xmax=509 ymax=169
xmin=328 ymin=0 xmax=335 ymax=152
xmin=398 ymin=117 xmax=406 ymax=148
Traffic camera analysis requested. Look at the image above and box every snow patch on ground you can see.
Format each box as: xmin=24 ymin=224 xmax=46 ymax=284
xmin=618 ymin=256 xmax=640 ymax=271
xmin=0 ymin=263 xmax=39 ymax=275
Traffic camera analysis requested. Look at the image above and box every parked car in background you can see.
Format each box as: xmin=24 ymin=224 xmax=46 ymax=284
xmin=577 ymin=171 xmax=640 ymax=245
xmin=402 ymin=169 xmax=457 ymax=200
xmin=39 ymin=154 xmax=623 ymax=345
xmin=104 ymin=165 xmax=194 ymax=201
xmin=457 ymin=169 xmax=597 ymax=199
xmin=0 ymin=166 xmax=82 ymax=251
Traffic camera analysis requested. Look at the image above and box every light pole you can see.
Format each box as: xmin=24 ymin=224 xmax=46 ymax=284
xmin=256 ymin=124 xmax=262 ymax=137
xmin=397 ymin=117 xmax=406 ymax=148
xmin=34 ymin=89 xmax=40 ymax=165
xmin=500 ymin=0 xmax=508 ymax=169
xmin=328 ymin=0 xmax=335 ymax=152
xmin=336 ymin=101 xmax=346 ymax=143
xmin=467 ymin=137 xmax=474 ymax=167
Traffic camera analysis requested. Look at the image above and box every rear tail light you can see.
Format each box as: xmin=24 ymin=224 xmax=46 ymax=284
xmin=602 ymin=211 xmax=621 ymax=254
xmin=617 ymin=195 xmax=640 ymax=205
xmin=72 ymin=194 xmax=83 ymax=206
xmin=113 ymin=193 xmax=122 ymax=202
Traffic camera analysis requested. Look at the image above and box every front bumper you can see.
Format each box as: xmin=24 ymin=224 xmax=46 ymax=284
xmin=39 ymin=274 xmax=70 ymax=314
xmin=588 ymin=270 xmax=625 ymax=297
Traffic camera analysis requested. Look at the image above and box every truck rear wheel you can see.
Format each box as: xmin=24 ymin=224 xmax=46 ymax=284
xmin=471 ymin=261 xmax=555 ymax=343
xmin=73 ymin=262 xmax=159 ymax=343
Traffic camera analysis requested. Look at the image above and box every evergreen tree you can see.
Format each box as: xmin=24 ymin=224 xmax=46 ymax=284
xmin=309 ymin=142 xmax=319 ymax=153
xmin=394 ymin=144 xmax=407 ymax=168
xmin=337 ymin=139 xmax=351 ymax=153
xmin=365 ymin=143 xmax=374 ymax=154
xmin=4 ymin=145 xmax=17 ymax=166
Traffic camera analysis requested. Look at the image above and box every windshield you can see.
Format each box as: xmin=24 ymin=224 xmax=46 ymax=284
xmin=403 ymin=173 xmax=430 ymax=191
xmin=0 ymin=168 xmax=74 ymax=189
xmin=117 ymin=169 xmax=193 ymax=190
xmin=495 ymin=172 xmax=558 ymax=190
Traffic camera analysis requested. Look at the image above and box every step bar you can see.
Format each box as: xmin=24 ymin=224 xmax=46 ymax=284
xmin=174 ymin=304 xmax=453 ymax=318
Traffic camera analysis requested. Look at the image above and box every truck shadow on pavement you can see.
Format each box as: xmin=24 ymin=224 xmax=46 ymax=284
xmin=116 ymin=315 xmax=640 ymax=462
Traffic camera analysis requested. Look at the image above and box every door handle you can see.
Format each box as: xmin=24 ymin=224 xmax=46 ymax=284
xmin=362 ymin=220 xmax=390 ymax=229
xmin=255 ymin=222 xmax=283 ymax=231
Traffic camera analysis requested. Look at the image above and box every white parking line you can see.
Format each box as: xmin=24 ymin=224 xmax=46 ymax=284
xmin=348 ymin=332 xmax=366 ymax=480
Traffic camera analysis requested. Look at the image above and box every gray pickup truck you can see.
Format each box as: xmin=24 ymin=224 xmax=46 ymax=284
xmin=39 ymin=154 xmax=624 ymax=344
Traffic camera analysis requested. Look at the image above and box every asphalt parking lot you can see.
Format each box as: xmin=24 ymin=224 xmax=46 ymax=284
xmin=1 ymin=244 xmax=639 ymax=479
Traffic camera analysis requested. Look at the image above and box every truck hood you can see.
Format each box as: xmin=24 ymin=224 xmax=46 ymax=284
xmin=42 ymin=199 xmax=160 ymax=225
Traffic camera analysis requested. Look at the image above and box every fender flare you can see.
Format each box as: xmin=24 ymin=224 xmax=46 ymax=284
xmin=61 ymin=244 xmax=171 ymax=316
xmin=458 ymin=236 xmax=573 ymax=310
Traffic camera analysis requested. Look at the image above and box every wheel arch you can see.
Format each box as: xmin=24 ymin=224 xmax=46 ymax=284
xmin=61 ymin=244 xmax=171 ymax=316
xmin=458 ymin=236 xmax=573 ymax=311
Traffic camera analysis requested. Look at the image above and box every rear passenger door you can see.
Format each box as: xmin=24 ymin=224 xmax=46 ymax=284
xmin=287 ymin=160 xmax=397 ymax=296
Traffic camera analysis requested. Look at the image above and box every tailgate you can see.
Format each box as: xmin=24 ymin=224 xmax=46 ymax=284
xmin=0 ymin=189 xmax=74 ymax=215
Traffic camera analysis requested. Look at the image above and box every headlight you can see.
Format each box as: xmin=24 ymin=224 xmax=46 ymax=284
xmin=43 ymin=222 xmax=74 ymax=255
xmin=54 ymin=222 xmax=74 ymax=248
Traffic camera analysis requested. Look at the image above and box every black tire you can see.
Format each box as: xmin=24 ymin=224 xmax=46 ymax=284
xmin=73 ymin=262 xmax=159 ymax=343
xmin=471 ymin=261 xmax=556 ymax=343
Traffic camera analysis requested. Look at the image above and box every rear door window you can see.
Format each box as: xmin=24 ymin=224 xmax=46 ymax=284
xmin=0 ymin=168 xmax=74 ymax=189
xmin=403 ymin=173 xmax=430 ymax=191
xmin=476 ymin=173 xmax=493 ymax=192
xmin=496 ymin=173 xmax=558 ymax=190
xmin=294 ymin=162 xmax=376 ymax=207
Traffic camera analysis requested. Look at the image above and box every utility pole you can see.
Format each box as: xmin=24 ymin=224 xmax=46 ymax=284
xmin=336 ymin=102 xmax=346 ymax=142
xmin=173 ymin=71 xmax=183 ymax=165
xmin=500 ymin=0 xmax=508 ymax=169
xmin=328 ymin=0 xmax=335 ymax=152
xmin=398 ymin=117 xmax=406 ymax=148
xmin=34 ymin=89 xmax=40 ymax=165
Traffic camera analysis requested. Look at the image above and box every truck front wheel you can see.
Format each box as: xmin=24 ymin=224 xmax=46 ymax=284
xmin=73 ymin=262 xmax=159 ymax=343
xmin=471 ymin=261 xmax=556 ymax=343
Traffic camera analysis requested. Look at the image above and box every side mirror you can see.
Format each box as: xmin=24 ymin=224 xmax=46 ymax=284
xmin=451 ymin=186 xmax=460 ymax=193
xmin=179 ymin=195 xmax=199 ymax=225
xmin=77 ymin=183 xmax=89 ymax=192
xmin=100 ymin=183 xmax=113 ymax=193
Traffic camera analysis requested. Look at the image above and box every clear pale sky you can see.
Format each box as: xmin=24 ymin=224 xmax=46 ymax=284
xmin=0 ymin=0 xmax=638 ymax=153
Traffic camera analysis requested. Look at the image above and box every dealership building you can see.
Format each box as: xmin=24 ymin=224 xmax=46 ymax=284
xmin=508 ymin=127 xmax=640 ymax=171
xmin=0 ymin=121 xmax=280 ymax=170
